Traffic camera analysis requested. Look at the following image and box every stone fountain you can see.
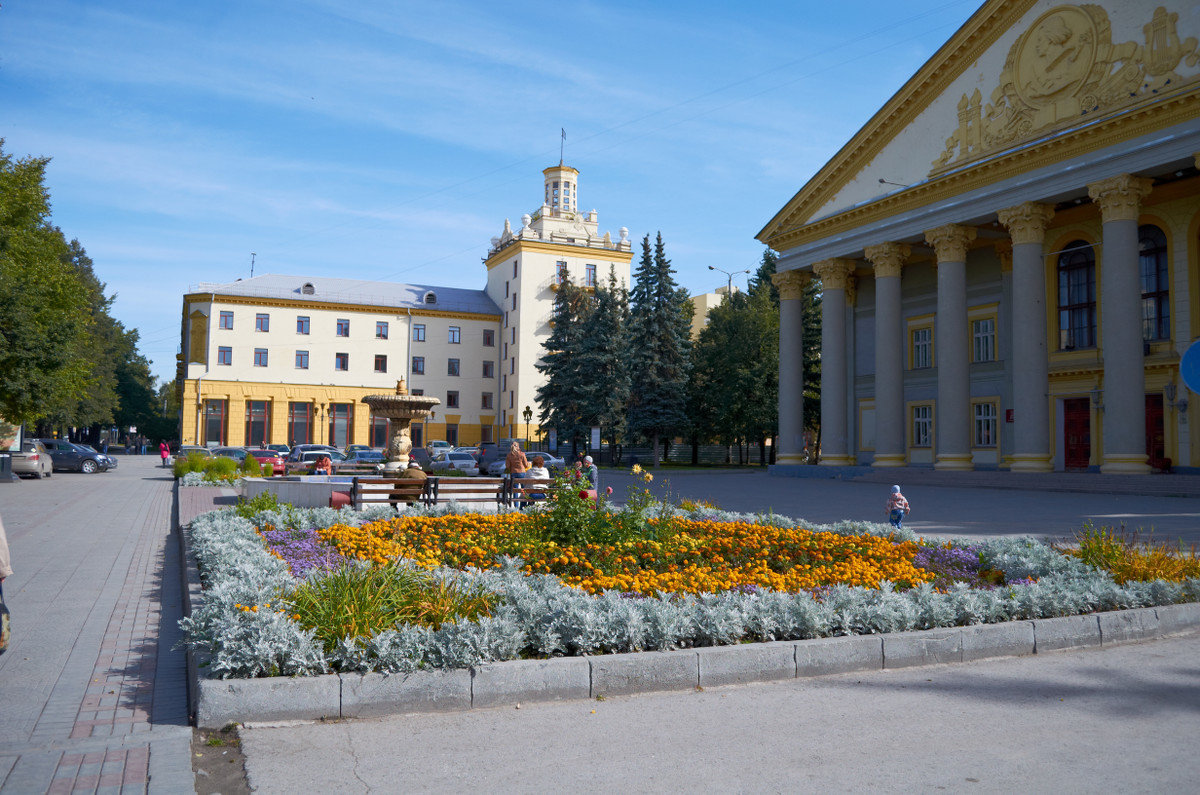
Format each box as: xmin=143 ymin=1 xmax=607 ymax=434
xmin=362 ymin=379 xmax=441 ymax=473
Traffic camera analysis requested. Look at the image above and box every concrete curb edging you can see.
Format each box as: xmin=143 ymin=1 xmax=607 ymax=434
xmin=189 ymin=602 xmax=1200 ymax=727
xmin=177 ymin=491 xmax=1200 ymax=728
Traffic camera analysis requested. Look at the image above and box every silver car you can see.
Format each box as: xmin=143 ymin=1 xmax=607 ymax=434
xmin=13 ymin=439 xmax=53 ymax=479
xmin=429 ymin=451 xmax=479 ymax=476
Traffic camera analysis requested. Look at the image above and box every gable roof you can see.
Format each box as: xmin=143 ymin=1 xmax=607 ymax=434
xmin=756 ymin=0 xmax=1035 ymax=250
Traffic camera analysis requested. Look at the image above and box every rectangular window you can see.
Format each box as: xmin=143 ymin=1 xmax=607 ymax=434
xmin=369 ymin=416 xmax=390 ymax=448
xmin=504 ymin=311 xmax=508 ymax=328
xmin=511 ymin=293 xmax=517 ymax=310
xmin=513 ymin=261 xmax=518 ymax=278
xmin=585 ymin=263 xmax=596 ymax=287
xmin=413 ymin=324 xmax=425 ymax=342
xmin=509 ymin=392 xmax=514 ymax=409
xmin=447 ymin=391 xmax=459 ymax=409
xmin=411 ymin=388 xmax=424 ymax=396
xmin=972 ymin=318 xmax=996 ymax=363
xmin=287 ymin=402 xmax=312 ymax=446
xmin=480 ymin=425 xmax=493 ymax=444
xmin=328 ymin=403 xmax=352 ymax=449
xmin=203 ymin=399 xmax=227 ymax=446
xmin=448 ymin=358 xmax=460 ymax=376
xmin=295 ymin=350 xmax=309 ymax=369
xmin=411 ymin=422 xmax=423 ymax=447
xmin=335 ymin=352 xmax=349 ymax=371
xmin=555 ymin=261 xmax=567 ymax=285
xmin=376 ymin=321 xmax=389 ymax=339
xmin=973 ymin=402 xmax=997 ymax=448
xmin=297 ymin=316 xmax=310 ymax=334
xmin=244 ymin=400 xmax=270 ymax=447
xmin=448 ymin=326 xmax=461 ymax=344
xmin=501 ymin=374 xmax=506 ymax=391
xmin=503 ymin=342 xmax=508 ymax=360
xmin=336 ymin=318 xmax=350 ymax=337
xmin=446 ymin=424 xmax=458 ymax=446
xmin=253 ymin=348 xmax=268 ymax=367
xmin=255 ymin=313 xmax=270 ymax=332
xmin=481 ymin=392 xmax=493 ymax=409
xmin=511 ymin=327 xmax=516 ymax=344
xmin=412 ymin=356 xmax=425 ymax=375
xmin=505 ymin=281 xmax=509 ymax=298
xmin=912 ymin=405 xmax=933 ymax=448
xmin=483 ymin=361 xmax=494 ymax=378
xmin=911 ymin=327 xmax=933 ymax=369
xmin=510 ymin=358 xmax=515 ymax=374
xmin=219 ymin=311 xmax=233 ymax=330
xmin=217 ymin=346 xmax=232 ymax=366
xmin=374 ymin=354 xmax=387 ymax=373
xmin=483 ymin=329 xmax=495 ymax=347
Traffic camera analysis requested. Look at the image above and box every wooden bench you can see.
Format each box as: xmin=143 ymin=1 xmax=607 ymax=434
xmin=512 ymin=477 xmax=555 ymax=506
xmin=350 ymin=477 xmax=429 ymax=509
xmin=426 ymin=476 xmax=507 ymax=506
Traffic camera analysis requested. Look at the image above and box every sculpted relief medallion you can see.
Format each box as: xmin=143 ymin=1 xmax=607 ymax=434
xmin=932 ymin=4 xmax=1199 ymax=173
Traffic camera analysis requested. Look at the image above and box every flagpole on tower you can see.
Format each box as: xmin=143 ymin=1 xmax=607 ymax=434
xmin=560 ymin=128 xmax=565 ymax=165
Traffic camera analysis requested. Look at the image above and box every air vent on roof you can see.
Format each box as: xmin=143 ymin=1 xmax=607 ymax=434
xmin=302 ymin=282 xmax=315 ymax=295
xmin=424 ymin=291 xmax=437 ymax=304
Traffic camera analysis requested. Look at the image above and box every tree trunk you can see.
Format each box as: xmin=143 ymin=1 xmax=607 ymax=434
xmin=651 ymin=431 xmax=661 ymax=467
xmin=813 ymin=425 xmax=822 ymax=465
xmin=769 ymin=434 xmax=777 ymax=465
xmin=758 ymin=434 xmax=767 ymax=466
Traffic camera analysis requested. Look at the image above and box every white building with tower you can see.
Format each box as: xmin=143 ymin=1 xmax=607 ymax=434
xmin=176 ymin=163 xmax=632 ymax=449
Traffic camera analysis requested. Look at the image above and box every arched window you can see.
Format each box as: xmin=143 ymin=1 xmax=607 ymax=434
xmin=1139 ymin=225 xmax=1169 ymax=341
xmin=1057 ymin=240 xmax=1095 ymax=350
xmin=301 ymin=282 xmax=315 ymax=295
xmin=423 ymin=291 xmax=437 ymax=304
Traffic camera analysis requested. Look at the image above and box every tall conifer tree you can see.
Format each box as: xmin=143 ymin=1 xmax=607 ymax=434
xmin=627 ymin=233 xmax=692 ymax=466
xmin=576 ymin=266 xmax=630 ymax=462
xmin=535 ymin=277 xmax=592 ymax=450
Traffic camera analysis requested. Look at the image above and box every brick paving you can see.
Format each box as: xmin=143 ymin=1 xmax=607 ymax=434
xmin=0 ymin=456 xmax=193 ymax=793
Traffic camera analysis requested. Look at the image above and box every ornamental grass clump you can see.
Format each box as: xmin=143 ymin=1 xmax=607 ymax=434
xmin=287 ymin=560 xmax=498 ymax=654
xmin=1065 ymin=525 xmax=1200 ymax=584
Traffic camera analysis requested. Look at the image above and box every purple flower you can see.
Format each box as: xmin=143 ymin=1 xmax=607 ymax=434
xmin=260 ymin=526 xmax=348 ymax=578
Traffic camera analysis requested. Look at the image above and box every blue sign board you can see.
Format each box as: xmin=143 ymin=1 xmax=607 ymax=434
xmin=1182 ymin=339 xmax=1200 ymax=396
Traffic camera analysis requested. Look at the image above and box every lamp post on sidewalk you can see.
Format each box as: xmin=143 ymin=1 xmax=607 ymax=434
xmin=523 ymin=405 xmax=533 ymax=449
xmin=708 ymin=265 xmax=750 ymax=297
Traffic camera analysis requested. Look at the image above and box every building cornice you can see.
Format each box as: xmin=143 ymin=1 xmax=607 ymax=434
xmin=183 ymin=293 xmax=500 ymax=322
xmin=484 ymin=238 xmax=634 ymax=269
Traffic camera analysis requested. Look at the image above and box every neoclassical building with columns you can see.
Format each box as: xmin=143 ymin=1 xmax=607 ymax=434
xmin=763 ymin=0 xmax=1200 ymax=473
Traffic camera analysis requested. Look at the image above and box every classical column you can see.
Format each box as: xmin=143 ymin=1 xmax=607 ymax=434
xmin=997 ymin=202 xmax=1055 ymax=472
xmin=1088 ymin=174 xmax=1154 ymax=474
xmin=772 ymin=269 xmax=811 ymax=464
xmin=862 ymin=243 xmax=910 ymax=467
xmin=811 ymin=259 xmax=856 ymax=465
xmin=925 ymin=223 xmax=977 ymax=471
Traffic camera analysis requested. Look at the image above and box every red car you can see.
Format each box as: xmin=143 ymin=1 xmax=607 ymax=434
xmin=246 ymin=449 xmax=286 ymax=475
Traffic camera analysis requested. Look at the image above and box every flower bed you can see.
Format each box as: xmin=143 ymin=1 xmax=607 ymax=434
xmin=179 ymin=497 xmax=1200 ymax=679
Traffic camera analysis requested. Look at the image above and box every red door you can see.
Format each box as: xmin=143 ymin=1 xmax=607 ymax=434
xmin=1145 ymin=394 xmax=1165 ymax=467
xmin=1063 ymin=398 xmax=1091 ymax=470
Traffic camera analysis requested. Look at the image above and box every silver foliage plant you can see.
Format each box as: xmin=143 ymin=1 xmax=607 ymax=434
xmin=179 ymin=504 xmax=1200 ymax=678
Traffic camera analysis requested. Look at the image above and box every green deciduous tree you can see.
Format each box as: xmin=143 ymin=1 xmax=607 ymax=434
xmin=0 ymin=143 xmax=94 ymax=424
xmin=627 ymin=233 xmax=692 ymax=466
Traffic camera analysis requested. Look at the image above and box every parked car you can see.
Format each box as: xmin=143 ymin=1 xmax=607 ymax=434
xmin=454 ymin=446 xmax=484 ymax=461
xmin=344 ymin=444 xmax=375 ymax=457
xmin=177 ymin=445 xmax=213 ymax=458
xmin=486 ymin=450 xmax=563 ymax=476
xmin=429 ymin=451 xmax=479 ymax=476
xmin=37 ymin=439 xmax=115 ymax=473
xmin=344 ymin=449 xmax=385 ymax=464
xmin=13 ymin=439 xmax=53 ymax=479
xmin=246 ymin=449 xmax=286 ymax=475
xmin=74 ymin=444 xmax=119 ymax=471
xmin=286 ymin=444 xmax=340 ymax=462
xmin=427 ymin=440 xmax=453 ymax=452
xmin=409 ymin=447 xmax=432 ymax=469
xmin=210 ymin=446 xmax=248 ymax=463
xmin=266 ymin=443 xmax=291 ymax=456
xmin=295 ymin=450 xmax=347 ymax=468
xmin=486 ymin=458 xmax=507 ymax=476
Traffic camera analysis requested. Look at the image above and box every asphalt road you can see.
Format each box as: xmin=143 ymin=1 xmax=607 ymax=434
xmin=598 ymin=469 xmax=1200 ymax=543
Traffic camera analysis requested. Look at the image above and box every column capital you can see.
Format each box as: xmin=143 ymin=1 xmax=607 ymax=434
xmin=771 ymin=269 xmax=811 ymax=301
xmin=924 ymin=223 xmax=977 ymax=263
xmin=862 ymin=242 xmax=910 ymax=279
xmin=1087 ymin=174 xmax=1153 ymax=222
xmin=811 ymin=258 xmax=856 ymax=291
xmin=997 ymin=202 xmax=1055 ymax=245
xmin=994 ymin=240 xmax=1013 ymax=272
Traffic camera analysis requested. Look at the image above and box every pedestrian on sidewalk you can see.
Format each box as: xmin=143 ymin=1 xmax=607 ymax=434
xmin=1 ymin=512 xmax=12 ymax=654
xmin=159 ymin=440 xmax=170 ymax=467
xmin=583 ymin=455 xmax=599 ymax=490
xmin=887 ymin=485 xmax=910 ymax=529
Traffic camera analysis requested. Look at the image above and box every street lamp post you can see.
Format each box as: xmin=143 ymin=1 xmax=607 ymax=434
xmin=522 ymin=405 xmax=533 ymax=449
xmin=708 ymin=265 xmax=750 ymax=297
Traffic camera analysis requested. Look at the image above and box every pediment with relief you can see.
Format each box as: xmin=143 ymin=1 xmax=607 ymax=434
xmin=932 ymin=4 xmax=1199 ymax=173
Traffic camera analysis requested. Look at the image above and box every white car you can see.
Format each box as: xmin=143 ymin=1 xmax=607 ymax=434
xmin=429 ymin=451 xmax=479 ymax=476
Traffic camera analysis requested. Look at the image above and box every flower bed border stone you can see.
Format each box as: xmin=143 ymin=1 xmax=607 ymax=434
xmin=173 ymin=483 xmax=1200 ymax=728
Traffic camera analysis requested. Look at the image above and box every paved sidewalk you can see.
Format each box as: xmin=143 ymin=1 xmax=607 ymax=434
xmin=0 ymin=456 xmax=194 ymax=794
xmin=240 ymin=632 xmax=1200 ymax=793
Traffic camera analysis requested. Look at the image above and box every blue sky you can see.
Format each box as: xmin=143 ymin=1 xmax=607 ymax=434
xmin=2 ymin=0 xmax=982 ymax=382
